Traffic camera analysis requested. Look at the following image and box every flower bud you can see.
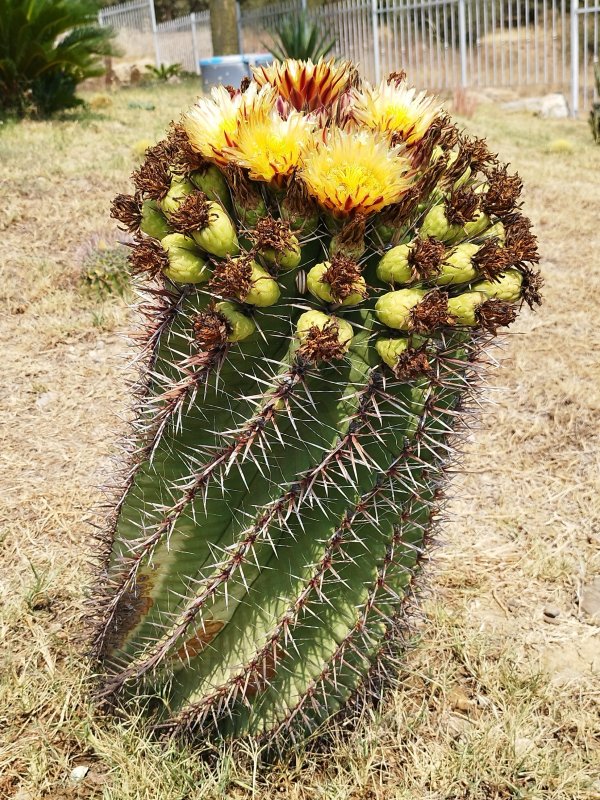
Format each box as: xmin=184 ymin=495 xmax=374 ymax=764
xmin=376 ymin=244 xmax=412 ymax=285
xmin=161 ymin=233 xmax=209 ymax=284
xmin=420 ymin=204 xmax=463 ymax=243
xmin=192 ymin=202 xmax=239 ymax=258
xmin=307 ymin=262 xmax=366 ymax=307
xmin=261 ymin=236 xmax=302 ymax=271
xmin=446 ymin=150 xmax=472 ymax=188
xmin=242 ymin=261 xmax=281 ymax=307
xmin=140 ymin=200 xmax=172 ymax=240
xmin=375 ymin=288 xmax=427 ymax=330
xmin=435 ymin=243 xmax=480 ymax=286
xmin=375 ymin=337 xmax=410 ymax=369
xmin=160 ymin=176 xmax=195 ymax=216
xmin=472 ymin=268 xmax=523 ymax=302
xmin=215 ymin=301 xmax=256 ymax=342
xmin=280 ymin=197 xmax=320 ymax=237
xmin=189 ymin=165 xmax=231 ymax=210
xmin=447 ymin=291 xmax=487 ymax=326
xmin=463 ymin=210 xmax=491 ymax=238
xmin=296 ymin=310 xmax=353 ymax=356
xmin=481 ymin=220 xmax=506 ymax=244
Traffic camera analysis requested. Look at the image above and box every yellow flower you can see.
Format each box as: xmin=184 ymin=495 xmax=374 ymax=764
xmin=299 ymin=127 xmax=413 ymax=216
xmin=226 ymin=106 xmax=314 ymax=185
xmin=353 ymin=80 xmax=440 ymax=145
xmin=252 ymin=57 xmax=355 ymax=112
xmin=183 ymin=86 xmax=242 ymax=166
xmin=182 ymin=83 xmax=277 ymax=167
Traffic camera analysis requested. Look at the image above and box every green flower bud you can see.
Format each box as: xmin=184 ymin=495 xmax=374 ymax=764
xmin=192 ymin=202 xmax=239 ymax=258
xmin=160 ymin=176 xmax=195 ymax=216
xmin=242 ymin=262 xmax=281 ymax=307
xmin=464 ymin=210 xmax=491 ymax=238
xmin=234 ymin=194 xmax=268 ymax=229
xmin=376 ymin=244 xmax=412 ymax=285
xmin=281 ymin=201 xmax=319 ymax=237
xmin=261 ymin=236 xmax=302 ymax=271
xmin=375 ymin=337 xmax=410 ymax=370
xmin=482 ymin=220 xmax=506 ymax=244
xmin=140 ymin=199 xmax=172 ymax=240
xmin=420 ymin=204 xmax=463 ymax=243
xmin=375 ymin=288 xmax=427 ymax=331
xmin=296 ymin=310 xmax=353 ymax=353
xmin=306 ymin=262 xmax=366 ymax=307
xmin=447 ymin=291 xmax=487 ymax=326
xmin=447 ymin=150 xmax=472 ymax=188
xmin=215 ymin=301 xmax=256 ymax=342
xmin=472 ymin=269 xmax=523 ymax=302
xmin=435 ymin=243 xmax=480 ymax=286
xmin=161 ymin=233 xmax=208 ymax=284
xmin=189 ymin=165 xmax=231 ymax=210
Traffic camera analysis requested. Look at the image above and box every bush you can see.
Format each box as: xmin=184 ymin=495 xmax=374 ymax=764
xmin=266 ymin=11 xmax=335 ymax=62
xmin=0 ymin=0 xmax=116 ymax=117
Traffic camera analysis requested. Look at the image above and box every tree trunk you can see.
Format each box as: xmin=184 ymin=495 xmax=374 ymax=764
xmin=209 ymin=0 xmax=240 ymax=56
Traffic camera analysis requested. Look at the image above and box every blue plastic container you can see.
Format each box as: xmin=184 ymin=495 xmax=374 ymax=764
xmin=199 ymin=53 xmax=272 ymax=93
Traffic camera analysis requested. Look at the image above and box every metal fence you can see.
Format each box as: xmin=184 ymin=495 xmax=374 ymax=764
xmin=98 ymin=0 xmax=600 ymax=116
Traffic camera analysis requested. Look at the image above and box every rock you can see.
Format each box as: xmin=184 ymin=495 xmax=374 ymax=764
xmin=580 ymin=577 xmax=600 ymax=623
xmin=543 ymin=605 xmax=561 ymax=619
xmin=501 ymin=93 xmax=569 ymax=119
xmin=540 ymin=93 xmax=569 ymax=118
xmin=70 ymin=765 xmax=89 ymax=783
xmin=35 ymin=391 xmax=58 ymax=409
xmin=514 ymin=736 xmax=535 ymax=758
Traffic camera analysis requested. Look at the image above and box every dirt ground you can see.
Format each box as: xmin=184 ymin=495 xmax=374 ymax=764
xmin=0 ymin=84 xmax=599 ymax=799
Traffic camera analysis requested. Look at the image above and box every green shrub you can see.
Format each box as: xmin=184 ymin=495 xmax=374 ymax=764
xmin=0 ymin=0 xmax=116 ymax=117
xmin=81 ymin=236 xmax=130 ymax=299
xmin=145 ymin=62 xmax=183 ymax=82
xmin=266 ymin=11 xmax=335 ymax=62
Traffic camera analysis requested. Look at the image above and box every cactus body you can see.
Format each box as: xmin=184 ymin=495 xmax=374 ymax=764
xmin=101 ymin=58 xmax=541 ymax=748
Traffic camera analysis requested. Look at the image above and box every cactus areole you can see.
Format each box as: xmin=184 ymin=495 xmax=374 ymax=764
xmin=97 ymin=59 xmax=541 ymax=747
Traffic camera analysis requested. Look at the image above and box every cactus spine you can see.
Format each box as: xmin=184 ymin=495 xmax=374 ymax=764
xmin=97 ymin=59 xmax=541 ymax=748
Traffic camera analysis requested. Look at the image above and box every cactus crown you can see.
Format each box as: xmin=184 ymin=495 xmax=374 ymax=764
xmin=98 ymin=57 xmax=541 ymax=750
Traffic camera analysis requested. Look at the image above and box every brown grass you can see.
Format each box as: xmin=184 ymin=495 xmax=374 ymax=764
xmin=1 ymin=84 xmax=599 ymax=799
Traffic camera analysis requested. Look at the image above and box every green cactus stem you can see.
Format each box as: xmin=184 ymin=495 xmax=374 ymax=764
xmin=96 ymin=58 xmax=542 ymax=751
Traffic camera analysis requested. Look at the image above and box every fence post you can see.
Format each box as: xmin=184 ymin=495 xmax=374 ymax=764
xmin=236 ymin=2 xmax=244 ymax=56
xmin=458 ymin=0 xmax=468 ymax=87
xmin=190 ymin=12 xmax=200 ymax=74
xmin=148 ymin=0 xmax=161 ymax=67
xmin=570 ymin=0 xmax=579 ymax=117
xmin=371 ymin=0 xmax=381 ymax=84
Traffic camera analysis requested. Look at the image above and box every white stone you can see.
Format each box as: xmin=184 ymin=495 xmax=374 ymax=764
xmin=501 ymin=93 xmax=569 ymax=118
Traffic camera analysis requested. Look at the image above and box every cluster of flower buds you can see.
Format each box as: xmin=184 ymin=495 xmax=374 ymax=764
xmin=112 ymin=57 xmax=541 ymax=371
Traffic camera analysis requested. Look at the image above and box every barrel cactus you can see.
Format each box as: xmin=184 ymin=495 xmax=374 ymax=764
xmin=95 ymin=58 xmax=541 ymax=747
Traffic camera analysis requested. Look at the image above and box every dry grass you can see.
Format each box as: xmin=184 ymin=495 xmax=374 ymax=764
xmin=1 ymin=84 xmax=599 ymax=799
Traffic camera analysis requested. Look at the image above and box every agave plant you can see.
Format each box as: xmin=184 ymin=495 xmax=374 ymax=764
xmin=145 ymin=63 xmax=183 ymax=83
xmin=266 ymin=11 xmax=335 ymax=62
xmin=97 ymin=57 xmax=542 ymax=749
xmin=0 ymin=0 xmax=115 ymax=117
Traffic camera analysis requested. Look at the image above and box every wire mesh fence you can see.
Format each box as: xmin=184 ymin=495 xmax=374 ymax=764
xmin=98 ymin=0 xmax=599 ymax=116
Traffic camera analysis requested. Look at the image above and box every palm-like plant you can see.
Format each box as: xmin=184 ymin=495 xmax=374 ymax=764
xmin=0 ymin=0 xmax=116 ymax=117
xmin=266 ymin=11 xmax=336 ymax=62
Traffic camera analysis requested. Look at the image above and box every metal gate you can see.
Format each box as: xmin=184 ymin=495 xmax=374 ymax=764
xmin=99 ymin=0 xmax=599 ymax=117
